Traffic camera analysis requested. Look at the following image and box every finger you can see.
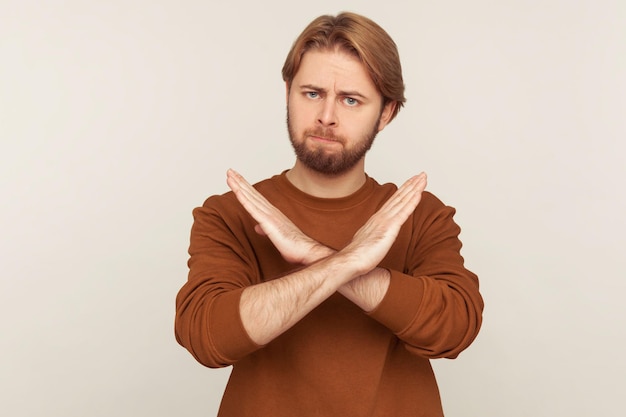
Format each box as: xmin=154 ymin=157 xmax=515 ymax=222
xmin=389 ymin=173 xmax=425 ymax=203
xmin=237 ymin=185 xmax=277 ymax=220
xmin=227 ymin=169 xmax=274 ymax=216
xmin=227 ymin=169 xmax=256 ymax=196
xmin=380 ymin=174 xmax=425 ymax=214
xmin=397 ymin=173 xmax=426 ymax=202
xmin=395 ymin=174 xmax=427 ymax=213
xmin=226 ymin=169 xmax=242 ymax=192
xmin=373 ymin=173 xmax=427 ymax=225
xmin=254 ymin=224 xmax=267 ymax=236
xmin=228 ymin=176 xmax=272 ymax=227
xmin=227 ymin=170 xmax=295 ymax=239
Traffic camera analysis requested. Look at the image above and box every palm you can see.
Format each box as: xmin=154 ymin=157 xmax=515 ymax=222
xmin=342 ymin=174 xmax=427 ymax=274
xmin=226 ymin=169 xmax=321 ymax=265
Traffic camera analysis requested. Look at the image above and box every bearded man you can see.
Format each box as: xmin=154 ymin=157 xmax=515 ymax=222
xmin=175 ymin=12 xmax=483 ymax=417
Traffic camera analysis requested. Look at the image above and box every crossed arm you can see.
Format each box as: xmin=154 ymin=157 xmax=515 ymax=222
xmin=226 ymin=169 xmax=427 ymax=345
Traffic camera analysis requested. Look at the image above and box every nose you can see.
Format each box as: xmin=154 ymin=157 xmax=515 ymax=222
xmin=317 ymin=98 xmax=337 ymax=127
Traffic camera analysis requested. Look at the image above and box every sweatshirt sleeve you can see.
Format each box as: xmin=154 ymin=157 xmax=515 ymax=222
xmin=174 ymin=195 xmax=264 ymax=368
xmin=367 ymin=192 xmax=484 ymax=359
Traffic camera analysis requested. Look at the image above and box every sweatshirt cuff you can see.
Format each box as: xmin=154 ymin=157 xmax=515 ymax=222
xmin=210 ymin=288 xmax=263 ymax=363
xmin=367 ymin=269 xmax=424 ymax=334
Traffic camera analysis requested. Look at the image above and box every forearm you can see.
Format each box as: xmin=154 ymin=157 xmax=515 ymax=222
xmin=240 ymin=252 xmax=358 ymax=345
xmin=337 ymin=268 xmax=390 ymax=312
xmin=300 ymin=244 xmax=390 ymax=313
xmin=229 ymin=170 xmax=426 ymax=334
xmin=295 ymin=243 xmax=389 ymax=312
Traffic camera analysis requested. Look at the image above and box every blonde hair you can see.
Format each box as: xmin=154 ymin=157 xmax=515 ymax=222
xmin=282 ymin=12 xmax=406 ymax=121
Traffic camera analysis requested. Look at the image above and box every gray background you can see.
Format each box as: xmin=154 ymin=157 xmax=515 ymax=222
xmin=1 ymin=0 xmax=624 ymax=416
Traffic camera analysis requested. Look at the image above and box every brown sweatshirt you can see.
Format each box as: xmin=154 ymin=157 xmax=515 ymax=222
xmin=175 ymin=171 xmax=483 ymax=417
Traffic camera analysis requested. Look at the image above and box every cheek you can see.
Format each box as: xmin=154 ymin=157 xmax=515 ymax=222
xmin=351 ymin=111 xmax=380 ymax=134
xmin=287 ymin=104 xmax=306 ymax=137
xmin=288 ymin=102 xmax=312 ymax=127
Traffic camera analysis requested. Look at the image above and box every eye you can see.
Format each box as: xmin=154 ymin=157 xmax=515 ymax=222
xmin=343 ymin=97 xmax=359 ymax=106
xmin=306 ymin=91 xmax=320 ymax=99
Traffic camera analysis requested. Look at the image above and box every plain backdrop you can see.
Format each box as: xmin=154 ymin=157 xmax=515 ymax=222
xmin=1 ymin=1 xmax=624 ymax=416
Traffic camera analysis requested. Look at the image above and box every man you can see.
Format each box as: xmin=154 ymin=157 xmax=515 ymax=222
xmin=175 ymin=12 xmax=483 ymax=417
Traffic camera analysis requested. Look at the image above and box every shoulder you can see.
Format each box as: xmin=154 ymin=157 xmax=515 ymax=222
xmin=420 ymin=191 xmax=448 ymax=211
xmin=412 ymin=190 xmax=459 ymax=236
xmin=196 ymin=190 xmax=237 ymax=217
xmin=418 ymin=190 xmax=457 ymax=217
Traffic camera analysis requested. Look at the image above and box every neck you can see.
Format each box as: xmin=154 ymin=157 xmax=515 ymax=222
xmin=286 ymin=160 xmax=367 ymax=198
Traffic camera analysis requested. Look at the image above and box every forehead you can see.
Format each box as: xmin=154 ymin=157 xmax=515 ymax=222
xmin=293 ymin=48 xmax=379 ymax=94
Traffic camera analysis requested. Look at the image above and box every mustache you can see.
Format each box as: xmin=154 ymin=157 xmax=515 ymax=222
xmin=304 ymin=128 xmax=345 ymax=143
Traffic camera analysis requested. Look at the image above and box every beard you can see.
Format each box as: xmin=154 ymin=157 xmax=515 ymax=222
xmin=286 ymin=109 xmax=381 ymax=176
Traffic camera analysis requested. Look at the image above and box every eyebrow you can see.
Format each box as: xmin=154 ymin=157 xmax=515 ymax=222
xmin=298 ymin=84 xmax=368 ymax=100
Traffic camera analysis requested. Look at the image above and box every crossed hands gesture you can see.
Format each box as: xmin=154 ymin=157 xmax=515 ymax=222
xmin=226 ymin=169 xmax=427 ymax=277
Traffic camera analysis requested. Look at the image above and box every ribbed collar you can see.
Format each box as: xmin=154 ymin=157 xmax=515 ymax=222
xmin=272 ymin=170 xmax=378 ymax=211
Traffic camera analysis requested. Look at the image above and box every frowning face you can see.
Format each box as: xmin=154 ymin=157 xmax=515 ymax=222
xmin=286 ymin=48 xmax=394 ymax=176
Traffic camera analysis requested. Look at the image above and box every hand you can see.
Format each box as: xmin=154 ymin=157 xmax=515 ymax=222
xmin=340 ymin=173 xmax=427 ymax=276
xmin=226 ymin=169 xmax=332 ymax=265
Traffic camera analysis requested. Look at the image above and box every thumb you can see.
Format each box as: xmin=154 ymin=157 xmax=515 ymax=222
xmin=254 ymin=224 xmax=267 ymax=236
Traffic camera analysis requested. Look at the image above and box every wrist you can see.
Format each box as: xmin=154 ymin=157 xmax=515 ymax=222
xmin=339 ymin=268 xmax=391 ymax=312
xmin=303 ymin=242 xmax=335 ymax=265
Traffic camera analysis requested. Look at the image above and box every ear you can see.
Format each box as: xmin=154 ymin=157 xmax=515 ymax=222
xmin=377 ymin=101 xmax=396 ymax=132
xmin=285 ymin=81 xmax=291 ymax=104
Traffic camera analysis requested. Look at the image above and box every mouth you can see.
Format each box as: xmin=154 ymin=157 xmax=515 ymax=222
xmin=309 ymin=134 xmax=340 ymax=144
